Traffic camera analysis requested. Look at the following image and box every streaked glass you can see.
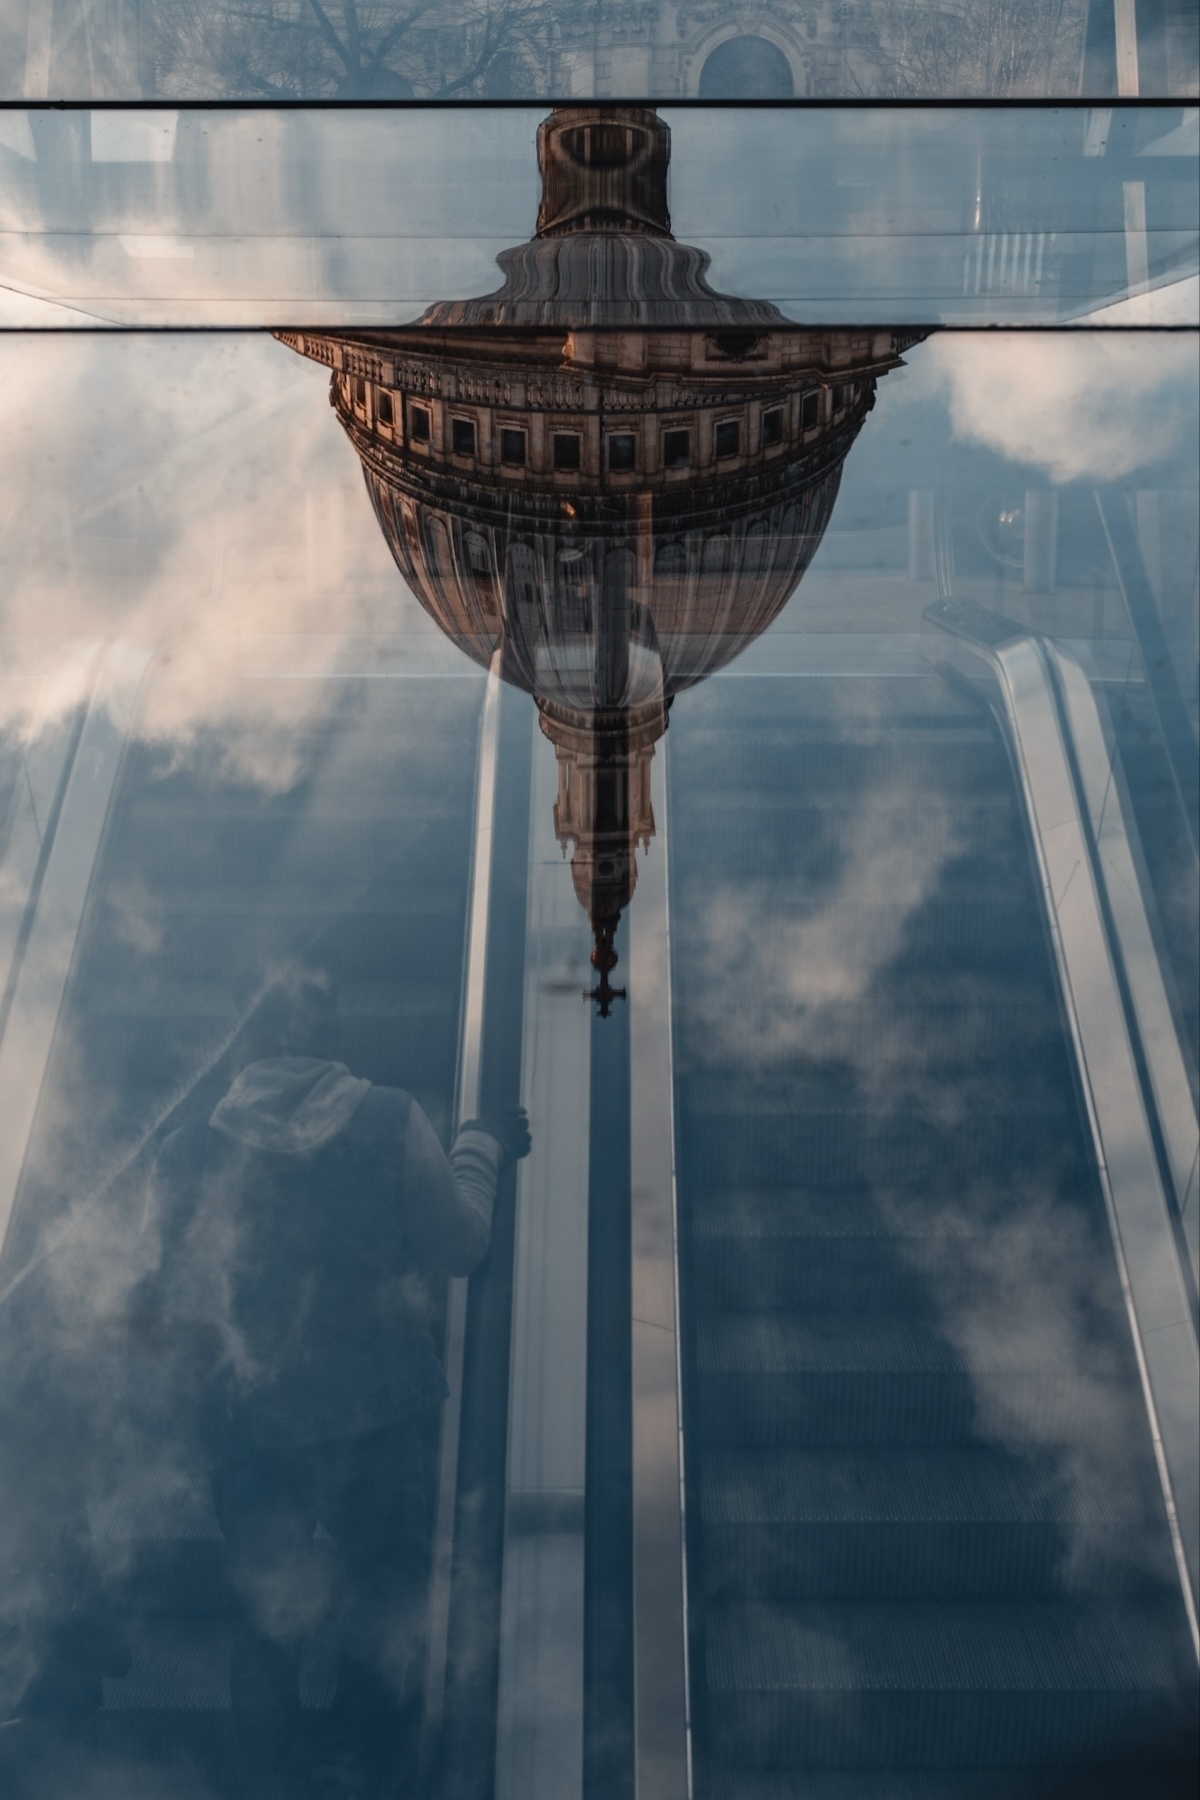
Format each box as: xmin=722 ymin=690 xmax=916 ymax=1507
xmin=1 ymin=102 xmax=1197 ymax=326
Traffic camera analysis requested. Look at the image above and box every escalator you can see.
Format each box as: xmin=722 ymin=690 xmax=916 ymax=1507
xmin=0 ymin=666 xmax=485 ymax=1794
xmin=670 ymin=667 xmax=1199 ymax=1797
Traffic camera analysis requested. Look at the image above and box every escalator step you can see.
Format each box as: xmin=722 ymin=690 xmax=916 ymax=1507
xmin=693 ymin=1307 xmax=1145 ymax=1448
xmin=690 ymin=1190 xmax=1086 ymax=1242
xmin=688 ymin=1232 xmax=1112 ymax=1314
xmin=700 ymin=1448 xmax=1150 ymax=1526
xmin=682 ymin=1072 xmax=1067 ymax=1121
xmin=697 ymin=1769 xmax=1200 ymax=1799
xmin=681 ymin=1115 xmax=1088 ymax=1191
xmin=694 ymin=1374 xmax=1106 ymax=1449
xmin=102 ymin=1620 xmax=231 ymax=1713
xmin=698 ymin=1312 xmax=1089 ymax=1375
xmin=701 ymin=1517 xmax=1149 ymax=1601
xmin=699 ymin=1448 xmax=1167 ymax=1600
xmin=705 ymin=1601 xmax=1197 ymax=1767
xmin=102 ymin=1616 xmax=340 ymax=1713
xmin=677 ymin=1001 xmax=1066 ymax=1075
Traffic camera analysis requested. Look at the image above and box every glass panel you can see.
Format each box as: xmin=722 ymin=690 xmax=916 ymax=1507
xmin=3 ymin=0 xmax=1199 ymax=101
xmin=0 ymin=93 xmax=1196 ymax=1800
xmin=1 ymin=104 xmax=1197 ymax=326
xmin=1 ymin=312 xmax=1196 ymax=1798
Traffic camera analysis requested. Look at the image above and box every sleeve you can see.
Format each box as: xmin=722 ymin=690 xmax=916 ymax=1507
xmin=133 ymin=1127 xmax=224 ymax=1339
xmin=402 ymin=1103 xmax=504 ymax=1276
xmin=122 ymin=1131 xmax=226 ymax=1396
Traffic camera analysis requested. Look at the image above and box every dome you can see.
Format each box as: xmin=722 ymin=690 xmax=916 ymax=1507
xmin=356 ymin=436 xmax=852 ymax=712
xmin=275 ymin=107 xmax=924 ymax=1009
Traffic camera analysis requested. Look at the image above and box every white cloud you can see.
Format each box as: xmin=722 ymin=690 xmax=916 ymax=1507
xmin=0 ymin=333 xmax=441 ymax=790
xmin=925 ymin=331 xmax=1199 ymax=483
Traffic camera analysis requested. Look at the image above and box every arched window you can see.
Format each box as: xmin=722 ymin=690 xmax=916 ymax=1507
xmin=426 ymin=518 xmax=452 ymax=579
xmin=507 ymin=543 xmax=540 ymax=611
xmin=702 ymin=536 xmax=730 ymax=577
xmin=465 ymin=531 xmax=493 ymax=577
xmin=699 ymin=37 xmax=794 ymax=100
xmin=603 ymin=548 xmax=637 ymax=600
xmin=743 ymin=521 xmax=772 ymax=575
xmin=465 ymin=530 xmax=499 ymax=621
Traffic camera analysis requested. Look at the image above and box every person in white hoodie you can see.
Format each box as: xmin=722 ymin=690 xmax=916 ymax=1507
xmin=134 ymin=973 xmax=529 ymax=1797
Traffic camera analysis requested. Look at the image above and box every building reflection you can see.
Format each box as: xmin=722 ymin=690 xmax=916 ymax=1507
xmin=279 ymin=106 xmax=921 ymax=1009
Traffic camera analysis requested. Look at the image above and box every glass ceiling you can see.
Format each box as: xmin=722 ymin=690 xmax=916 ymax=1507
xmin=1 ymin=104 xmax=1198 ymax=326
xmin=1 ymin=18 xmax=1197 ymax=1800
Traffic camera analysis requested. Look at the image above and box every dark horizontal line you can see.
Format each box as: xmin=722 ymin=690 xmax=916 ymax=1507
xmin=0 ymin=96 xmax=1186 ymax=113
xmin=0 ymin=323 xmax=1193 ymax=336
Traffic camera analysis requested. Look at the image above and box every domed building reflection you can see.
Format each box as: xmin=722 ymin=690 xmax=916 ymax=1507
xmin=279 ymin=107 xmax=921 ymax=1010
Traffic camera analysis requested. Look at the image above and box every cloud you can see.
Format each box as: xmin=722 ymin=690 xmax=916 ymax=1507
xmin=682 ymin=713 xmax=964 ymax=1086
xmin=677 ymin=698 xmax=1166 ymax=1595
xmin=925 ymin=331 xmax=1199 ymax=483
xmin=0 ymin=332 xmax=444 ymax=791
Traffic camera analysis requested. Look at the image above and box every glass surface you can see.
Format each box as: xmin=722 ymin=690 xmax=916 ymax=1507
xmin=1 ymin=103 xmax=1197 ymax=326
xmin=0 ymin=314 xmax=1196 ymax=1797
xmin=2 ymin=0 xmax=1199 ymax=101
xmin=0 ymin=89 xmax=1197 ymax=1800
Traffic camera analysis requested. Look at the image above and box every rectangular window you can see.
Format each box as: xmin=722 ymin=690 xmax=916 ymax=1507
xmin=761 ymin=407 xmax=783 ymax=447
xmin=800 ymin=391 xmax=820 ymax=430
xmin=715 ymin=419 xmax=741 ymax=459
xmin=409 ymin=402 xmax=431 ymax=442
xmin=377 ymin=391 xmax=394 ymax=427
xmin=451 ymin=418 xmax=477 ymax=457
xmin=353 ymin=377 xmax=367 ymax=407
xmin=663 ymin=428 xmax=690 ymax=470
xmin=553 ymin=433 xmax=581 ymax=472
xmin=500 ymin=427 xmax=526 ymax=466
xmin=607 ymin=434 xmax=636 ymax=472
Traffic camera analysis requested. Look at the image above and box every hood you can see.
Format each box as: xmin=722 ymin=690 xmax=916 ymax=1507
xmin=209 ymin=1057 xmax=371 ymax=1157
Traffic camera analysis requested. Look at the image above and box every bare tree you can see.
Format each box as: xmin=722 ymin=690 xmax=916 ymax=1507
xmin=851 ymin=0 xmax=1087 ymax=97
xmin=154 ymin=0 xmax=541 ymax=98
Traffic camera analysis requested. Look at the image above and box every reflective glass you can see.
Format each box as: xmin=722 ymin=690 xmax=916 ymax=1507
xmin=0 ymin=84 xmax=1197 ymax=1800
xmin=1 ymin=104 xmax=1197 ymax=326
xmin=2 ymin=0 xmax=1199 ymax=101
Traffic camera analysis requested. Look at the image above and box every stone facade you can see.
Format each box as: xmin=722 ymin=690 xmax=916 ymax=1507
xmin=519 ymin=2 xmax=853 ymax=100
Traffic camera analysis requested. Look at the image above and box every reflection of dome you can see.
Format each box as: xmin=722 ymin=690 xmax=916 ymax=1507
xmin=420 ymin=107 xmax=788 ymax=330
xmin=277 ymin=109 xmax=922 ymax=1009
xmin=362 ymin=415 xmax=845 ymax=706
xmin=282 ymin=324 xmax=907 ymax=710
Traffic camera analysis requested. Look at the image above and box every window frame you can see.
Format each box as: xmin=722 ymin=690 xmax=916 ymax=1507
xmin=663 ymin=426 xmax=691 ymax=471
xmin=553 ymin=431 xmax=582 ymax=473
xmin=499 ymin=425 xmax=527 ymax=468
xmin=451 ymin=416 xmax=478 ymax=459
xmin=715 ymin=417 xmax=741 ymax=460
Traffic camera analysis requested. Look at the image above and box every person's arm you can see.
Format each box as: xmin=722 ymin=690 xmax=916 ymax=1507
xmin=100 ymin=1129 xmax=227 ymax=1432
xmin=402 ymin=1104 xmax=504 ymax=1276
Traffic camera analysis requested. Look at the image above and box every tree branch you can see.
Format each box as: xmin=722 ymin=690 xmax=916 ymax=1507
xmin=369 ymin=1 xmax=434 ymax=74
xmin=302 ymin=0 xmax=353 ymax=73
